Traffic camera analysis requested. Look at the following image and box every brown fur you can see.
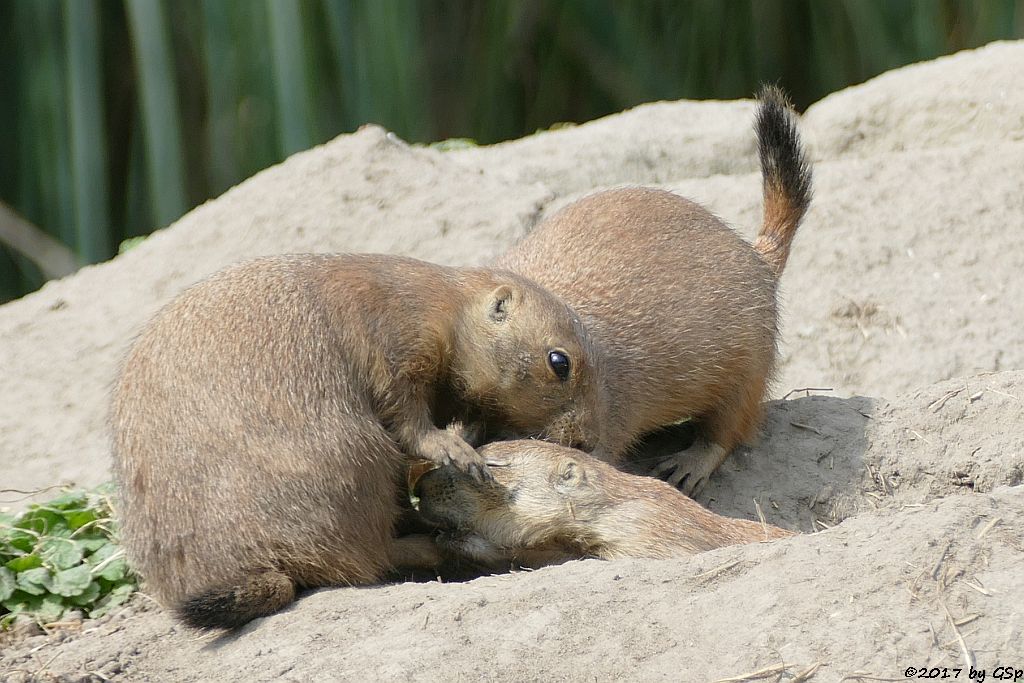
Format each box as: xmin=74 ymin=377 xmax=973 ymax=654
xmin=495 ymin=87 xmax=812 ymax=494
xmin=110 ymin=253 xmax=602 ymax=629
xmin=415 ymin=440 xmax=793 ymax=568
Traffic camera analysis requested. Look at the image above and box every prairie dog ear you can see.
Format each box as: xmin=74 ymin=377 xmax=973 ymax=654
xmin=488 ymin=285 xmax=514 ymax=322
xmin=556 ymin=459 xmax=585 ymax=490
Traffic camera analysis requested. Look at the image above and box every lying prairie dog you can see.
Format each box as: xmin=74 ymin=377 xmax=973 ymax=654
xmin=414 ymin=440 xmax=793 ymax=569
xmin=111 ymin=253 xmax=602 ymax=629
xmin=496 ymin=86 xmax=814 ymax=495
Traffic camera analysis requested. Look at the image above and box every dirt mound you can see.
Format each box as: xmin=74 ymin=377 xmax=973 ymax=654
xmin=3 ymin=372 xmax=1021 ymax=681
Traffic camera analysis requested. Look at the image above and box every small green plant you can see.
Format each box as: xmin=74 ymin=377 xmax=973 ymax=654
xmin=117 ymin=235 xmax=148 ymax=255
xmin=428 ymin=137 xmax=479 ymax=152
xmin=0 ymin=485 xmax=136 ymax=628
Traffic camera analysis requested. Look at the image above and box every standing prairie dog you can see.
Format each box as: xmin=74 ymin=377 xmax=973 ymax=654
xmin=414 ymin=440 xmax=793 ymax=568
xmin=111 ymin=253 xmax=601 ymax=629
xmin=496 ymin=87 xmax=813 ymax=494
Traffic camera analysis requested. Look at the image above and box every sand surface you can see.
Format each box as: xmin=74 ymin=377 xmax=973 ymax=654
xmin=2 ymin=41 xmax=1022 ymax=681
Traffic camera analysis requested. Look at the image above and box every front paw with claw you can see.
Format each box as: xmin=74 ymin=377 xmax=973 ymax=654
xmin=650 ymin=442 xmax=727 ymax=497
xmin=414 ymin=428 xmax=493 ymax=483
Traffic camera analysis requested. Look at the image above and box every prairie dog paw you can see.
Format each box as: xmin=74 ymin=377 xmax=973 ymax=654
xmin=415 ymin=429 xmax=492 ymax=483
xmin=650 ymin=442 xmax=727 ymax=497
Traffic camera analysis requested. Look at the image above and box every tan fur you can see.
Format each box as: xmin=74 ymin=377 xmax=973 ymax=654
xmin=495 ymin=91 xmax=811 ymax=493
xmin=415 ymin=440 xmax=793 ymax=568
xmin=110 ymin=253 xmax=601 ymax=627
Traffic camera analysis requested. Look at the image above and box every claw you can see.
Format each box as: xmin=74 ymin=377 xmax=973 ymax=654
xmin=471 ymin=462 xmax=495 ymax=485
xmin=667 ymin=469 xmax=688 ymax=489
xmin=686 ymin=476 xmax=708 ymax=498
xmin=651 ymin=458 xmax=678 ymax=477
xmin=643 ymin=440 xmax=725 ymax=497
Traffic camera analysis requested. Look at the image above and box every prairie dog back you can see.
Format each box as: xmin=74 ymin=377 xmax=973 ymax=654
xmin=111 ymin=253 xmax=602 ymax=628
xmin=496 ymin=87 xmax=812 ymax=494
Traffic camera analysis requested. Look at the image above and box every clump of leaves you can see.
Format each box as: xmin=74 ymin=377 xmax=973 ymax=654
xmin=0 ymin=485 xmax=136 ymax=628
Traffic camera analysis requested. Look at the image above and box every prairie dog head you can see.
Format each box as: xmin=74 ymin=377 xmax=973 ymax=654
xmin=415 ymin=440 xmax=616 ymax=559
xmin=451 ymin=274 xmax=602 ymax=451
xmin=415 ymin=440 xmax=793 ymax=567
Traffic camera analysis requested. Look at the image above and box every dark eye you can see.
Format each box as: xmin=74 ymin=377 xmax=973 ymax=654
xmin=547 ymin=349 xmax=571 ymax=381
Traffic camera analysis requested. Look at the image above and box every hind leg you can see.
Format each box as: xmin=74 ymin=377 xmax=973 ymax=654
xmin=388 ymin=534 xmax=443 ymax=571
xmin=650 ymin=376 xmax=768 ymax=497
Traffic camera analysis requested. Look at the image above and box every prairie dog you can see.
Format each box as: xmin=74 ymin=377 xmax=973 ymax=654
xmin=496 ymin=87 xmax=813 ymax=494
xmin=414 ymin=440 xmax=793 ymax=568
xmin=111 ymin=253 xmax=600 ymax=629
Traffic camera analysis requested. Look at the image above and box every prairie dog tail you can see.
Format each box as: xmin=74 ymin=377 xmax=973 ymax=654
xmin=177 ymin=570 xmax=296 ymax=630
xmin=753 ymin=85 xmax=813 ymax=277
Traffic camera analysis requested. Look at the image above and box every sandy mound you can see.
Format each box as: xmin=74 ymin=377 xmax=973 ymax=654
xmin=4 ymin=375 xmax=1021 ymax=681
xmin=2 ymin=41 xmax=1022 ymax=679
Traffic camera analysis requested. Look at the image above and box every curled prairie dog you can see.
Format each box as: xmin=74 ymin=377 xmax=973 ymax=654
xmin=111 ymin=253 xmax=601 ymax=629
xmin=496 ymin=87 xmax=813 ymax=494
xmin=414 ymin=440 xmax=793 ymax=569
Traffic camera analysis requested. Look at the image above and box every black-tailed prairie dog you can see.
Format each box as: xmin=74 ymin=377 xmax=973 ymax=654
xmin=414 ymin=440 xmax=793 ymax=568
xmin=496 ymin=86 xmax=813 ymax=494
xmin=111 ymin=253 xmax=601 ymax=629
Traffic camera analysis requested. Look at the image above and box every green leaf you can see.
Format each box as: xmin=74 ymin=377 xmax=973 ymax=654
xmin=78 ymin=537 xmax=108 ymax=553
xmin=0 ymin=567 xmax=16 ymax=601
xmin=3 ymin=591 xmax=42 ymax=615
xmin=44 ymin=491 xmax=89 ymax=511
xmin=87 ymin=542 xmax=117 ymax=564
xmin=40 ymin=536 xmax=84 ymax=569
xmin=429 ymin=138 xmax=479 ymax=152
xmin=16 ymin=567 xmax=52 ymax=596
xmin=69 ymin=580 xmax=101 ymax=606
xmin=2 ymin=528 xmax=37 ymax=554
xmin=37 ymin=593 xmax=66 ymax=623
xmin=51 ymin=564 xmax=93 ymax=597
xmin=95 ymin=553 xmax=128 ymax=582
xmin=14 ymin=508 xmax=63 ymax=535
xmin=6 ymin=554 xmax=43 ymax=572
xmin=117 ymin=235 xmax=147 ymax=254
xmin=65 ymin=508 xmax=98 ymax=530
xmin=89 ymin=582 xmax=134 ymax=618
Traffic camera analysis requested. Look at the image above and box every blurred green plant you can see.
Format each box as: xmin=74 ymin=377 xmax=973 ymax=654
xmin=0 ymin=0 xmax=1021 ymax=302
xmin=0 ymin=486 xmax=137 ymax=629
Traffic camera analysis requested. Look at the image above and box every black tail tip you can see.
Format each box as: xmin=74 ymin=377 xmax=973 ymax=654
xmin=754 ymin=84 xmax=813 ymax=210
xmin=176 ymin=571 xmax=296 ymax=630
xmin=756 ymin=84 xmax=795 ymax=116
xmin=177 ymin=587 xmax=255 ymax=630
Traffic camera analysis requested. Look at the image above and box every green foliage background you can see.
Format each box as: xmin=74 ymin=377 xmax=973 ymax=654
xmin=1 ymin=0 xmax=1021 ymax=302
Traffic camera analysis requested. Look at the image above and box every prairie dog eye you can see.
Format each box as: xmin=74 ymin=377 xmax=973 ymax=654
xmin=547 ymin=349 xmax=571 ymax=381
